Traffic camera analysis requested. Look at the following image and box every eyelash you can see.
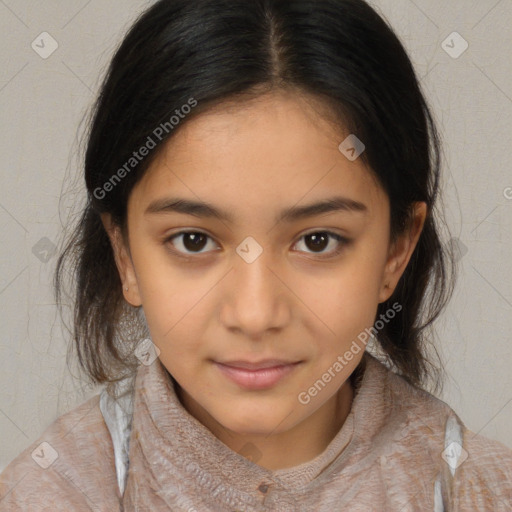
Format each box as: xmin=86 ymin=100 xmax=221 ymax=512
xmin=164 ymin=230 xmax=350 ymax=259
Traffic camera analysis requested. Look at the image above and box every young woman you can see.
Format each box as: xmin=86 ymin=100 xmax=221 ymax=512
xmin=1 ymin=0 xmax=511 ymax=510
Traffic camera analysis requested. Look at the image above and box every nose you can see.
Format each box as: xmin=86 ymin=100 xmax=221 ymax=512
xmin=219 ymin=248 xmax=291 ymax=339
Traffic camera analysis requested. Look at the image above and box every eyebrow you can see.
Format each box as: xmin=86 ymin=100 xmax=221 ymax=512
xmin=144 ymin=196 xmax=368 ymax=223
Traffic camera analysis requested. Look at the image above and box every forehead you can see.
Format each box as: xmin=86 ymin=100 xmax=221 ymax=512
xmin=129 ymin=90 xmax=387 ymax=221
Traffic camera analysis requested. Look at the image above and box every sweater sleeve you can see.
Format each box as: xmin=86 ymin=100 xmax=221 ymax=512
xmin=0 ymin=395 xmax=121 ymax=512
xmin=447 ymin=427 xmax=512 ymax=511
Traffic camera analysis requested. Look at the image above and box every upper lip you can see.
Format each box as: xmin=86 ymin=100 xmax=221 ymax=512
xmin=215 ymin=359 xmax=301 ymax=370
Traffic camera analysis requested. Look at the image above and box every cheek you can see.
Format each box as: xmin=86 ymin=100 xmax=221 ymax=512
xmin=301 ymin=257 xmax=383 ymax=328
xmin=129 ymin=246 xmax=208 ymax=350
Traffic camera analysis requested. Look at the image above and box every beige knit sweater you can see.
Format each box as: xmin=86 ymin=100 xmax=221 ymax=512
xmin=1 ymin=352 xmax=511 ymax=511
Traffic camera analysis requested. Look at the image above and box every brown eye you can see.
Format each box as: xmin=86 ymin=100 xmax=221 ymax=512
xmin=304 ymin=232 xmax=329 ymax=252
xmin=182 ymin=232 xmax=207 ymax=251
xmin=166 ymin=231 xmax=218 ymax=255
xmin=293 ymin=231 xmax=349 ymax=256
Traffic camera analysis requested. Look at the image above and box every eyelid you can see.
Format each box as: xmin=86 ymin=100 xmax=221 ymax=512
xmin=164 ymin=229 xmax=350 ymax=258
xmin=292 ymin=229 xmax=350 ymax=258
xmin=164 ymin=229 xmax=220 ymax=258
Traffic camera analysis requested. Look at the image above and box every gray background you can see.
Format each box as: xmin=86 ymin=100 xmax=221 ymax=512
xmin=1 ymin=0 xmax=511 ymax=471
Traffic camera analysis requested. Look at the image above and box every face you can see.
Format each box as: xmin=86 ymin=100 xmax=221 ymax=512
xmin=105 ymin=90 xmax=425 ymax=437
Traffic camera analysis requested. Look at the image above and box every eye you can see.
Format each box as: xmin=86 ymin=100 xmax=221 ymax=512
xmin=165 ymin=231 xmax=219 ymax=255
xmin=164 ymin=230 xmax=350 ymax=258
xmin=293 ymin=231 xmax=350 ymax=257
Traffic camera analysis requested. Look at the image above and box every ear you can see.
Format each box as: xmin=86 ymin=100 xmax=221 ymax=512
xmin=378 ymin=202 xmax=427 ymax=303
xmin=100 ymin=213 xmax=142 ymax=307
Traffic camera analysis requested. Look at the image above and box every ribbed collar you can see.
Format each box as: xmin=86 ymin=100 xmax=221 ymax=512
xmin=122 ymin=351 xmax=387 ymax=509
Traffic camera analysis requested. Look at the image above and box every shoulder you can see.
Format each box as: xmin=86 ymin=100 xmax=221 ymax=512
xmin=451 ymin=428 xmax=512 ymax=510
xmin=0 ymin=394 xmax=120 ymax=511
xmin=368 ymin=355 xmax=512 ymax=509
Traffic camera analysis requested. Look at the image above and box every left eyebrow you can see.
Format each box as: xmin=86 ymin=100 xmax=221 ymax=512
xmin=278 ymin=196 xmax=368 ymax=223
xmin=144 ymin=195 xmax=368 ymax=224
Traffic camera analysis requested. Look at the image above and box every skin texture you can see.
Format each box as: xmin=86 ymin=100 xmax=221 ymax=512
xmin=102 ymin=89 xmax=426 ymax=471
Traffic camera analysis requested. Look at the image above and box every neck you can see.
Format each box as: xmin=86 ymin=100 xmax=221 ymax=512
xmin=175 ymin=377 xmax=355 ymax=471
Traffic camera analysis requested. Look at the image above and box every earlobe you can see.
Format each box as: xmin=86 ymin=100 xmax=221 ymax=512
xmin=378 ymin=202 xmax=427 ymax=303
xmin=100 ymin=213 xmax=143 ymax=307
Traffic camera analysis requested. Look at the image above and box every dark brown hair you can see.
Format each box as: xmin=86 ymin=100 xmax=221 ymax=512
xmin=55 ymin=0 xmax=457 ymax=394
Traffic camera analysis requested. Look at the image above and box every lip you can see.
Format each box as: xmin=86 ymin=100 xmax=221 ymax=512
xmin=214 ymin=360 xmax=302 ymax=390
xmin=216 ymin=359 xmax=299 ymax=370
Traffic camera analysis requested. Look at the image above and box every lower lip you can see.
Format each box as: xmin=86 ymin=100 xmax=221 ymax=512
xmin=214 ymin=362 xmax=300 ymax=390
